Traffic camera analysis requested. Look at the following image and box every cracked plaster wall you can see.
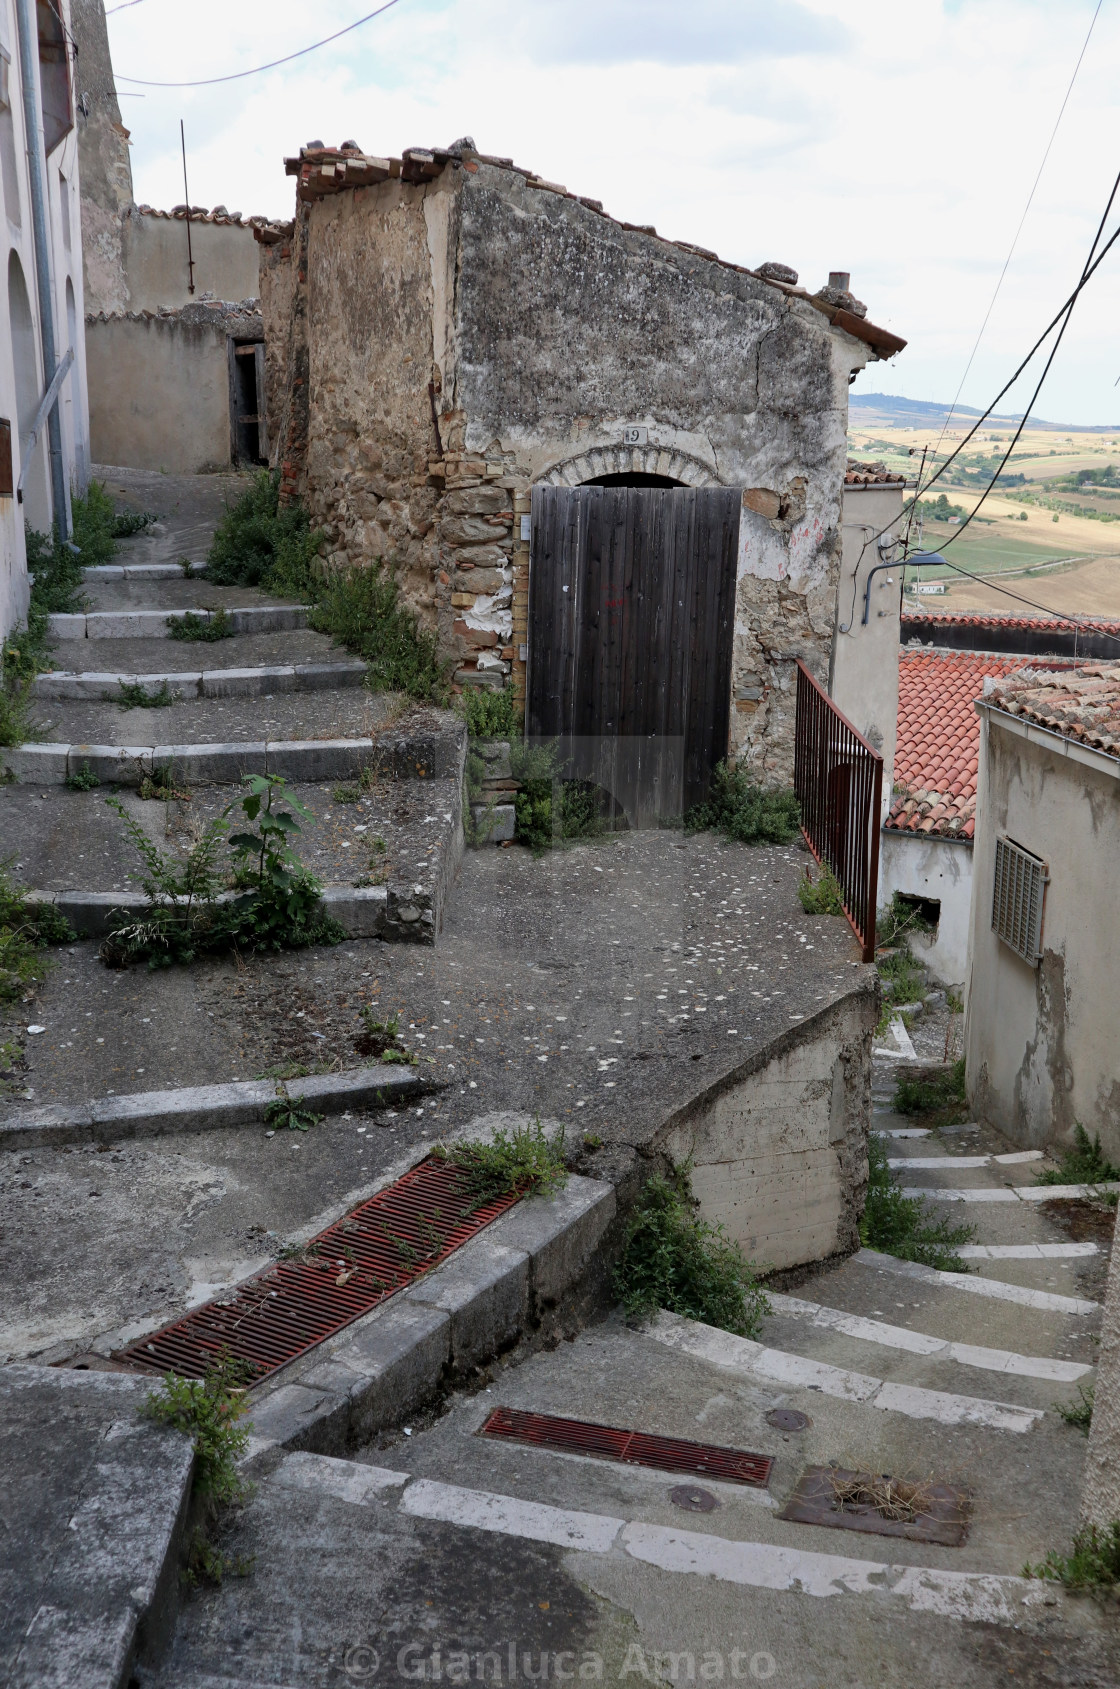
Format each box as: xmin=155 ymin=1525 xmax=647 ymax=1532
xmin=965 ymin=711 xmax=1120 ymax=1158
xmin=271 ymin=160 xmax=870 ymax=770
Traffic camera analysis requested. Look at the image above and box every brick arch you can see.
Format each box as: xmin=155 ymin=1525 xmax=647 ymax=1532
xmin=539 ymin=442 xmax=720 ymax=488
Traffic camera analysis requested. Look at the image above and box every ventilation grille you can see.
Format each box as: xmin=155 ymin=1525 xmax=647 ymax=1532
xmin=992 ymin=836 xmax=1048 ymax=965
xmin=480 ymin=1406 xmax=773 ymax=1488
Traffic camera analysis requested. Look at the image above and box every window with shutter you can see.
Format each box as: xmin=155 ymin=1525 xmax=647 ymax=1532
xmin=991 ymin=836 xmax=1048 ymax=965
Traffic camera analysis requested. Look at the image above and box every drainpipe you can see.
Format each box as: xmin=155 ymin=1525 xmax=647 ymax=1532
xmin=15 ymin=0 xmax=69 ymax=542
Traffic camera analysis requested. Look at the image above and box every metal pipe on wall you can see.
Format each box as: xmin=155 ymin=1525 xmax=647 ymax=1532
xmin=15 ymin=0 xmax=69 ymax=542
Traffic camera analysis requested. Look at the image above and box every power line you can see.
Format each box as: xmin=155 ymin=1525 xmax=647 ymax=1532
xmin=908 ymin=555 xmax=1120 ymax=650
xmin=115 ymin=0 xmax=407 ymax=86
xmin=930 ymin=0 xmax=1103 ymax=462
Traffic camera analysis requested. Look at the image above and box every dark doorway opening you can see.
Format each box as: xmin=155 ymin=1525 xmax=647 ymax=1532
xmin=228 ymin=339 xmax=269 ymax=466
xmin=583 ymin=472 xmax=682 ymax=488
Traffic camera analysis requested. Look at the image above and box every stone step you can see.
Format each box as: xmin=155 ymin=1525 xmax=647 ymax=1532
xmin=48 ymin=605 xmax=311 ymax=639
xmin=32 ymin=659 xmax=367 ymax=701
xmin=79 ymin=561 xmax=205 ymax=580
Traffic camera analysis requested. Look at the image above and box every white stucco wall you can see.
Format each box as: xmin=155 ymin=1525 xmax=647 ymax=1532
xmin=879 ymin=830 xmax=972 ymax=988
xmin=829 ymin=480 xmax=905 ymax=815
xmin=0 ymin=0 xmax=89 ymax=640
xmin=965 ymin=705 xmax=1120 ymax=1158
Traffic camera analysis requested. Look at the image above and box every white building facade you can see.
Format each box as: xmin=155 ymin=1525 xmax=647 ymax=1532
xmin=0 ymin=0 xmax=89 ymax=639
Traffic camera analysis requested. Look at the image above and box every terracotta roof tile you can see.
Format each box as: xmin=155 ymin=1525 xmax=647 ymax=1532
xmin=845 ymin=458 xmax=906 ymax=486
xmin=901 ymin=608 xmax=1120 ymax=638
xmin=885 ymin=650 xmax=1040 ymax=839
xmin=984 ymin=661 xmax=1120 ymax=758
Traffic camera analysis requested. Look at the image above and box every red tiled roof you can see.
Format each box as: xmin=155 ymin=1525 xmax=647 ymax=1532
xmin=985 ymin=662 xmax=1120 ymax=758
xmin=845 ymin=458 xmax=906 ymax=486
xmin=885 ymin=651 xmax=1031 ymax=839
xmin=276 ymin=144 xmax=906 ymax=357
xmin=902 ymin=608 xmax=1120 ymax=638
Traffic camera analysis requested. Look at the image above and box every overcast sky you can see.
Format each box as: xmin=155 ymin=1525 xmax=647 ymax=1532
xmin=104 ymin=0 xmax=1119 ymax=425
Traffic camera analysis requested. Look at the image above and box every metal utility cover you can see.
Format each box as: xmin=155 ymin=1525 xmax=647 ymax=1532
xmin=480 ymin=1406 xmax=773 ymax=1488
xmin=778 ymin=1465 xmax=970 ymax=1546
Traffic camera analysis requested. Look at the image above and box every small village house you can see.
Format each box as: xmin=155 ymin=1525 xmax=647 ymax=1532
xmin=966 ymin=661 xmax=1120 ymax=1157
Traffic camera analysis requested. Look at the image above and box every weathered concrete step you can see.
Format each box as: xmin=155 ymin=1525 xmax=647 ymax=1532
xmin=766 ymin=1291 xmax=1092 ymax=1383
xmin=80 ymin=561 xmax=204 ymax=580
xmin=852 ymin=1247 xmax=1098 ymax=1314
xmin=900 ymin=1181 xmax=1120 ymax=1202
xmin=6 ymin=732 xmax=461 ymax=785
xmin=47 ymin=605 xmax=310 ymax=639
xmin=644 ymin=1309 xmax=1044 ymax=1432
xmin=0 ymin=1065 xmax=428 ymax=1151
xmin=22 ymin=879 xmax=443 ymax=943
xmin=888 ymin=1151 xmax=1044 ymax=1170
xmin=241 ymin=1172 xmax=616 ymax=1468
xmin=32 ymin=660 xmax=367 ymax=701
xmin=0 ymin=1363 xmax=195 ymax=1689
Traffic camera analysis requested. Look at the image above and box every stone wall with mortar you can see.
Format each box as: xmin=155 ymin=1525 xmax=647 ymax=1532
xmin=262 ymin=148 xmax=890 ymax=766
xmin=659 ymin=988 xmax=876 ymax=1271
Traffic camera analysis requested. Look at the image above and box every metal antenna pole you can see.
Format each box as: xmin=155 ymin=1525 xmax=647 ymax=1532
xmin=180 ymin=119 xmax=195 ymax=295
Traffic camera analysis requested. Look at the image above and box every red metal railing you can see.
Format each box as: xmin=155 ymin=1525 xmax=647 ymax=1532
xmin=793 ymin=660 xmax=883 ymax=963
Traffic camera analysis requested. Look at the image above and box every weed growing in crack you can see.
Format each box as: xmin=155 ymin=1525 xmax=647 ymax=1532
xmin=265 ymin=1091 xmax=322 ymax=1132
xmin=332 ymin=783 xmax=362 ymax=804
xmin=434 ymin=1117 xmax=568 ymax=1202
xmin=684 ymin=764 xmax=800 ymax=846
xmin=64 ymin=762 xmax=100 ymax=791
xmin=797 ymin=864 xmax=845 ymax=916
xmin=206 ymin=469 xmax=323 ymax=596
xmin=168 ymin=608 xmax=235 ymax=643
xmin=456 ymin=685 xmax=519 ymax=741
xmin=0 ymin=865 xmax=76 ymax=1000
xmin=860 ymin=1134 xmax=974 ymax=1272
xmin=354 ymin=1008 xmax=415 ymax=1063
xmin=894 ymin=1059 xmax=967 ymax=1119
xmin=142 ymin=1360 xmax=255 ymax=1587
xmin=1024 ymin=1522 xmax=1120 ymax=1591
xmin=614 ymin=1165 xmax=770 ymax=1337
xmin=116 ymin=680 xmax=175 ymax=710
xmin=1057 ymin=1383 xmax=1095 ymax=1433
xmin=1036 ymin=1125 xmax=1120 ymax=1188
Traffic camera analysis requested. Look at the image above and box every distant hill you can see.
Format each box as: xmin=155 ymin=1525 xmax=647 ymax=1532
xmin=850 ymin=393 xmax=1119 ymax=434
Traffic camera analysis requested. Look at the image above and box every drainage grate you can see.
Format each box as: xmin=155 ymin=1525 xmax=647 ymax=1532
xmin=480 ymin=1407 xmax=773 ymax=1488
xmin=113 ymin=1157 xmax=521 ymax=1383
xmin=778 ymin=1466 xmax=970 ymax=1546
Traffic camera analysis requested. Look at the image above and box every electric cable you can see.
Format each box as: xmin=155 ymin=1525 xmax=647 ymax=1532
xmin=115 ymin=0 xmax=407 ymax=86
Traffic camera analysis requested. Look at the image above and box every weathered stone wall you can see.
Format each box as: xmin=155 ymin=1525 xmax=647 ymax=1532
xmin=266 ymin=154 xmax=875 ymax=763
xmin=72 ymin=0 xmax=133 ymax=315
xmin=660 ymin=987 xmax=876 ymax=1270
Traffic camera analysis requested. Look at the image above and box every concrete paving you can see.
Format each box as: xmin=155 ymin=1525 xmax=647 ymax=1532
xmin=0 ymin=1362 xmax=194 ymax=1689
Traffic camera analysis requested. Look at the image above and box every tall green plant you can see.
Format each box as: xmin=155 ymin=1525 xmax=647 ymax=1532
xmin=226 ymin=774 xmax=342 ymax=950
xmin=684 ymin=764 xmax=800 ymax=845
xmin=205 ymin=470 xmax=321 ymax=597
xmin=614 ymin=1168 xmax=770 ymax=1336
xmin=310 ymin=565 xmax=448 ymax=702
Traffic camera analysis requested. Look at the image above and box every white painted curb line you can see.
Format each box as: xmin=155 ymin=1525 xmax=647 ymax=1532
xmin=853 ymin=1249 xmax=1098 ymax=1314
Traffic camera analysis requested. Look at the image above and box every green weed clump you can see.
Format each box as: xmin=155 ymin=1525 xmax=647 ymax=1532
xmin=355 ymin=1007 xmax=415 ymax=1063
xmin=117 ymin=680 xmax=175 ymax=710
xmin=508 ymin=741 xmax=611 ymax=854
xmin=64 ymin=762 xmax=100 ymax=791
xmin=1057 ymin=1383 xmax=1095 ymax=1433
xmin=168 ymin=608 xmax=235 ymax=642
xmin=101 ymin=773 xmax=344 ymax=968
xmin=614 ymin=1167 xmax=771 ymax=1337
xmin=434 ymin=1117 xmax=568 ymax=1203
xmin=0 ymin=865 xmax=75 ymax=1001
xmin=206 ymin=470 xmax=322 ymax=598
xmin=142 ymin=1361 xmax=254 ymax=1587
xmin=1024 ymin=1522 xmax=1120 ymax=1591
xmin=798 ymin=864 xmax=845 ymax=915
xmin=310 ymin=564 xmax=448 ymax=702
xmin=860 ymin=1135 xmax=974 ymax=1272
xmin=1036 ymin=1125 xmax=1120 ymax=1188
xmin=895 ymin=1058 xmax=967 ymax=1117
xmin=457 ymin=685 xmax=519 ymax=741
xmin=684 ymin=763 xmax=800 ymax=846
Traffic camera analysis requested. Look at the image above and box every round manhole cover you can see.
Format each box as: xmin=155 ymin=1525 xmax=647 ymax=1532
xmin=670 ymin=1485 xmax=719 ymax=1513
xmin=766 ymin=1408 xmax=812 ymax=1432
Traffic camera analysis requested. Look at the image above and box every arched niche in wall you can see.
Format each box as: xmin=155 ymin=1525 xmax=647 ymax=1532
xmin=9 ymin=250 xmax=48 ymax=529
xmin=540 ymin=442 xmax=720 ymax=489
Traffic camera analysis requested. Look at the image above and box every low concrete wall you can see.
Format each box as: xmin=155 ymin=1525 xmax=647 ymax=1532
xmin=661 ymin=991 xmax=875 ymax=1271
xmin=879 ymin=830 xmax=972 ymax=988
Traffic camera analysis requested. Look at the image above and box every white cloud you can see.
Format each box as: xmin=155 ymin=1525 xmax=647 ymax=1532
xmin=106 ymin=0 xmax=1120 ymax=423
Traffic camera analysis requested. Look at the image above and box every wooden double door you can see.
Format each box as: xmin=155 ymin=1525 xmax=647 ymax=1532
xmin=527 ymin=485 xmax=740 ymax=825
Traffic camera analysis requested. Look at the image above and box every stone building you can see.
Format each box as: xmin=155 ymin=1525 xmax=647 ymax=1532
xmin=259 ymin=138 xmax=905 ymax=786
xmin=73 ymin=0 xmax=269 ymax=473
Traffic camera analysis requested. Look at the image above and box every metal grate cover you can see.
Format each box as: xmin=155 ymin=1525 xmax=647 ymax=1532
xmin=113 ymin=1157 xmax=521 ymax=1383
xmin=480 ymin=1406 xmax=773 ymax=1488
xmin=992 ymin=835 xmax=1048 ymax=965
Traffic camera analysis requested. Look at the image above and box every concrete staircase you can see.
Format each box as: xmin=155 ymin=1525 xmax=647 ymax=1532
xmin=5 ymin=562 xmax=466 ymax=945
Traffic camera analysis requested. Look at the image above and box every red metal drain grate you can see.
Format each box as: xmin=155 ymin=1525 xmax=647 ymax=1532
xmin=480 ymin=1407 xmax=773 ymax=1489
xmin=113 ymin=1157 xmax=521 ymax=1384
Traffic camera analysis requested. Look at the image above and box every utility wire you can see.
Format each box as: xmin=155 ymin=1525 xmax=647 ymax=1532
xmin=115 ymin=0 xmax=407 ymax=86
xmin=914 ymin=554 xmax=1120 ymax=649
xmin=929 ymin=0 xmax=1104 ymax=463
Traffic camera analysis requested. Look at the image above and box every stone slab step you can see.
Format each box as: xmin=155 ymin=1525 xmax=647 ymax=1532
xmin=0 ymin=1064 xmax=429 ymax=1150
xmin=852 ymin=1247 xmax=1098 ymax=1314
xmin=48 ymin=605 xmax=310 ymax=639
xmin=6 ymin=731 xmax=462 ymax=786
xmin=901 ymin=1182 xmax=1120 ymax=1203
xmin=32 ymin=660 xmax=367 ymax=701
xmin=80 ymin=562 xmax=204 ymax=580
